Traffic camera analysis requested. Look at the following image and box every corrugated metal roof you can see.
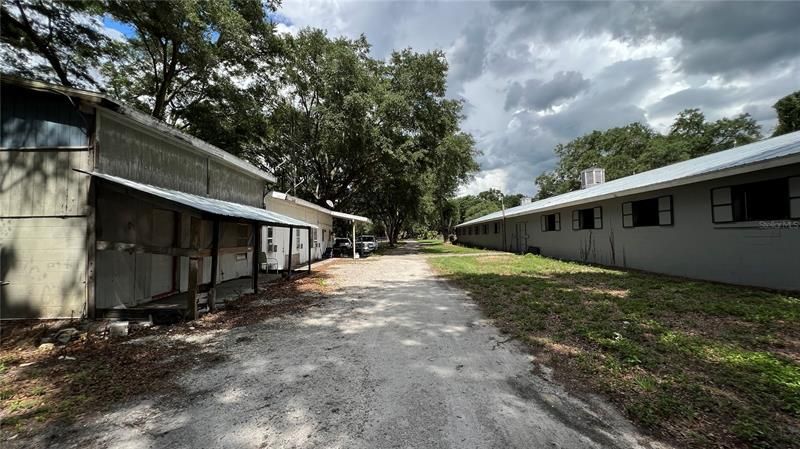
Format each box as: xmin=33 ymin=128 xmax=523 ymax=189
xmin=458 ymin=130 xmax=800 ymax=227
xmin=83 ymin=171 xmax=317 ymax=228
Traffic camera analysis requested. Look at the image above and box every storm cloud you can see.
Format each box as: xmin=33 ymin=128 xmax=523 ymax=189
xmin=274 ymin=0 xmax=800 ymax=196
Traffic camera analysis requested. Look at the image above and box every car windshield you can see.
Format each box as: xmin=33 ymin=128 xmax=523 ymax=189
xmin=361 ymin=236 xmax=375 ymax=241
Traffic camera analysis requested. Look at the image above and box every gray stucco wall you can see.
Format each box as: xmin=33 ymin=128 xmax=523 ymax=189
xmin=457 ymin=164 xmax=800 ymax=291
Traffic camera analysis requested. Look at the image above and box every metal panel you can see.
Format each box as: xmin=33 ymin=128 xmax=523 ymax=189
xmin=95 ymin=250 xmax=135 ymax=308
xmin=149 ymin=255 xmax=176 ymax=300
xmin=208 ymin=160 xmax=263 ymax=207
xmin=1 ymin=86 xmax=88 ymax=148
xmin=97 ymin=111 xmax=208 ymax=196
xmin=1 ymin=217 xmax=86 ymax=318
xmin=0 ymin=150 xmax=89 ymax=217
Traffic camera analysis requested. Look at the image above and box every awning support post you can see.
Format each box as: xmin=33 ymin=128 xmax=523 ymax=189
xmin=187 ymin=217 xmax=201 ymax=320
xmin=352 ymin=221 xmax=356 ymax=259
xmin=307 ymin=227 xmax=312 ymax=273
xmin=187 ymin=257 xmax=199 ymax=321
xmin=252 ymin=222 xmax=261 ymax=293
xmin=287 ymin=225 xmax=294 ymax=278
xmin=208 ymin=219 xmax=220 ymax=313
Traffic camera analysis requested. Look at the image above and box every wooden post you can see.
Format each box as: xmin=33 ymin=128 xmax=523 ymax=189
xmin=86 ymin=177 xmax=97 ymax=319
xmin=307 ymin=227 xmax=312 ymax=272
xmin=187 ymin=257 xmax=199 ymax=320
xmin=208 ymin=219 xmax=220 ymax=313
xmin=187 ymin=217 xmax=201 ymax=320
xmin=252 ymin=223 xmax=261 ymax=293
xmin=287 ymin=225 xmax=294 ymax=277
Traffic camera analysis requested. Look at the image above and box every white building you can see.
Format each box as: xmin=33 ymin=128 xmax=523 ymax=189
xmin=456 ymin=131 xmax=800 ymax=291
xmin=263 ymin=192 xmax=369 ymax=271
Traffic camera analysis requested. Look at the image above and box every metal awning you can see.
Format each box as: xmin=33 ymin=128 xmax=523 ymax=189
xmin=330 ymin=210 xmax=370 ymax=223
xmin=81 ymin=171 xmax=317 ymax=228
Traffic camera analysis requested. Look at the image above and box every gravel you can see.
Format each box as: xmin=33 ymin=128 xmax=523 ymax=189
xmin=39 ymin=243 xmax=670 ymax=449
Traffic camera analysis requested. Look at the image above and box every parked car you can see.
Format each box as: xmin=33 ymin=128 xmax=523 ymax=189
xmin=333 ymin=238 xmax=354 ymax=257
xmin=356 ymin=235 xmax=378 ymax=256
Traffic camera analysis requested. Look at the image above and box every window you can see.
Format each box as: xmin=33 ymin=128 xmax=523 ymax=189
xmin=541 ymin=213 xmax=561 ymax=232
xmin=295 ymin=228 xmax=302 ymax=250
xmin=483 ymin=224 xmax=488 ymax=234
xmin=712 ymin=177 xmax=799 ymax=223
xmin=494 ymin=222 xmax=499 ymax=234
xmin=623 ymin=196 xmax=673 ymax=227
xmin=236 ymin=223 xmax=250 ymax=247
xmin=572 ymin=207 xmax=602 ymax=230
xmin=266 ymin=227 xmax=275 ymax=252
xmin=322 ymin=229 xmax=326 ymax=243
xmin=313 ymin=228 xmax=319 ymax=248
xmin=474 ymin=225 xmax=479 ymax=235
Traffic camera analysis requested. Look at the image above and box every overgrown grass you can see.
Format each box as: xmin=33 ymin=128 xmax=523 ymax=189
xmin=429 ymin=254 xmax=800 ymax=449
xmin=416 ymin=239 xmax=492 ymax=255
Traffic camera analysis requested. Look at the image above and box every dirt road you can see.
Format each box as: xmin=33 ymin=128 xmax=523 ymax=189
xmin=47 ymin=242 xmax=666 ymax=449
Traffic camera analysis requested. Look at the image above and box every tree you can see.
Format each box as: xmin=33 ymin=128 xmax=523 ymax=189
xmin=1 ymin=0 xmax=111 ymax=87
xmin=534 ymin=108 xmax=761 ymax=199
xmin=256 ymin=29 xmax=381 ymax=208
xmin=102 ymin=0 xmax=280 ymax=121
xmin=256 ymin=30 xmax=477 ymax=244
xmin=773 ymin=91 xmax=800 ymax=136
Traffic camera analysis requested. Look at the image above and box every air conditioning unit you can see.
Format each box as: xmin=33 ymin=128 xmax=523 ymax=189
xmin=580 ymin=167 xmax=605 ymax=189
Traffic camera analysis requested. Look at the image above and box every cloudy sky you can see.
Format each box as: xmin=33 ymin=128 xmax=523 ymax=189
xmin=273 ymin=0 xmax=800 ymax=196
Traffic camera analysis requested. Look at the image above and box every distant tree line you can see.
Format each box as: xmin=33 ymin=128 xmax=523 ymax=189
xmin=534 ymin=96 xmax=800 ymax=199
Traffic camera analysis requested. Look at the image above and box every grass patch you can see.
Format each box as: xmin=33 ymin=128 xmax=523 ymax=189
xmin=417 ymin=239 xmax=492 ymax=255
xmin=429 ymin=254 xmax=800 ymax=449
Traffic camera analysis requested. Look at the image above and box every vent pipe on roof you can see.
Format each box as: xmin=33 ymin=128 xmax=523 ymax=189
xmin=580 ymin=167 xmax=605 ymax=189
xmin=520 ymin=196 xmax=532 ymax=205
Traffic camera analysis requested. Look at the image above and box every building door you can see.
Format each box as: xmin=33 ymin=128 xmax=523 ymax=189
xmin=514 ymin=223 xmax=527 ymax=253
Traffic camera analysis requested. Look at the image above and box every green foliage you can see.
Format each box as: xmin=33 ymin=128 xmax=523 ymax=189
xmin=255 ymin=29 xmax=477 ymax=244
xmin=535 ymin=109 xmax=762 ymax=199
xmin=446 ymin=189 xmax=524 ymax=226
xmin=773 ymin=91 xmax=800 ymax=136
xmin=102 ymin=0 xmax=281 ymax=121
xmin=1 ymin=0 xmax=111 ymax=87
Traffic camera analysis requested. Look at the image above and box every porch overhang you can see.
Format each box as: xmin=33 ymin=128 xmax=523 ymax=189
xmin=77 ymin=170 xmax=317 ymax=229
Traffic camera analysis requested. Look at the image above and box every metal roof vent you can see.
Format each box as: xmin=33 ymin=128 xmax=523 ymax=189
xmin=580 ymin=167 xmax=605 ymax=189
xmin=520 ymin=196 xmax=532 ymax=205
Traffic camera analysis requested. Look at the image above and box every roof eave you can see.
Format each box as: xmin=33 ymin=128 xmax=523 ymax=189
xmin=456 ymin=151 xmax=800 ymax=227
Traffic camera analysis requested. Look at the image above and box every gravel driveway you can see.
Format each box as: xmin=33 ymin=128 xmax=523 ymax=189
xmin=47 ymin=242 xmax=667 ymax=449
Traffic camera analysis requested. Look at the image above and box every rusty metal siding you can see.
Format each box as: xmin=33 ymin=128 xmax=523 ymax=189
xmin=208 ymin=160 xmax=263 ymax=207
xmin=1 ymin=86 xmax=89 ymax=148
xmin=96 ymin=111 xmax=207 ymax=196
xmin=0 ymin=217 xmax=87 ymax=318
xmin=0 ymin=150 xmax=89 ymax=217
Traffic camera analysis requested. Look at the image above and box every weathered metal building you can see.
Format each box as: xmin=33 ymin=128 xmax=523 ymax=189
xmin=1 ymin=77 xmax=312 ymax=319
xmin=455 ymin=131 xmax=800 ymax=291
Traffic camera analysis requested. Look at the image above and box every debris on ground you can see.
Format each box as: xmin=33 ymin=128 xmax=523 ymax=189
xmin=0 ymin=268 xmax=335 ymax=439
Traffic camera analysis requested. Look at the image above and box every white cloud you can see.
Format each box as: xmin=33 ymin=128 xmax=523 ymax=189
xmin=278 ymin=0 xmax=798 ymax=196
